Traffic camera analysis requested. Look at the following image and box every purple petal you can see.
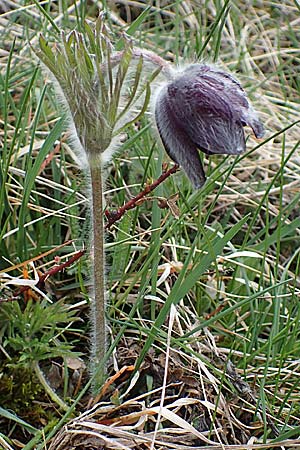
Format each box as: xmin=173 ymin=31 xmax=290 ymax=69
xmin=155 ymin=85 xmax=206 ymax=188
xmin=155 ymin=64 xmax=264 ymax=187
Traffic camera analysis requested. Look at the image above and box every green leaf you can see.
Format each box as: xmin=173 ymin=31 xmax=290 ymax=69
xmin=17 ymin=117 xmax=65 ymax=258
xmin=108 ymin=46 xmax=132 ymax=124
xmin=197 ymin=0 xmax=231 ymax=58
xmin=114 ymin=65 xmax=161 ymax=135
xmin=114 ymin=81 xmax=151 ymax=135
xmin=116 ymin=54 xmax=143 ymax=123
xmin=272 ymin=424 xmax=300 ymax=441
xmin=0 ymin=407 xmax=37 ymax=434
xmin=135 ymin=215 xmax=250 ymax=369
xmin=61 ymin=31 xmax=77 ymax=69
xmin=84 ymin=20 xmax=97 ymax=54
xmin=111 ymin=213 xmax=132 ymax=279
xmin=254 ymin=217 xmax=300 ymax=251
xmin=38 ymin=35 xmax=55 ymax=63
xmin=115 ymin=6 xmax=152 ymax=50
xmin=31 ymin=0 xmax=60 ymax=33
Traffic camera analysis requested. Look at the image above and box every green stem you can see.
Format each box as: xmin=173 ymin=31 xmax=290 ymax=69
xmin=33 ymin=361 xmax=69 ymax=411
xmin=89 ymin=162 xmax=106 ymax=392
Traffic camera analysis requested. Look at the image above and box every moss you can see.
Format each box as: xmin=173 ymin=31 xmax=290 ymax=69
xmin=0 ymin=364 xmax=44 ymax=420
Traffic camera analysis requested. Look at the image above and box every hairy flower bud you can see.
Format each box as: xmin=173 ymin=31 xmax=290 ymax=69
xmin=155 ymin=64 xmax=265 ymax=188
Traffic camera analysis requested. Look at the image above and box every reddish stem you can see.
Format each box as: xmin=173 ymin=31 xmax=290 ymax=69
xmin=36 ymin=250 xmax=86 ymax=288
xmin=105 ymin=164 xmax=179 ymax=229
xmin=0 ymin=250 xmax=86 ymax=303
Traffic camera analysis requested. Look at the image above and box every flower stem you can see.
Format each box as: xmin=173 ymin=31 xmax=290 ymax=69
xmin=89 ymin=162 xmax=106 ymax=392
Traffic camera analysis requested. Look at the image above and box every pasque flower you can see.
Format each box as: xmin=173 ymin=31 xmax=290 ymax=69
xmin=35 ymin=14 xmax=265 ymax=392
xmin=155 ymin=64 xmax=265 ymax=188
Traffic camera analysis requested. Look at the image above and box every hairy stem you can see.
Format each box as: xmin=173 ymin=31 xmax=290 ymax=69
xmin=89 ymin=162 xmax=106 ymax=392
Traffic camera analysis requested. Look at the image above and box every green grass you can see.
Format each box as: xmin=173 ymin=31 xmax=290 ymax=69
xmin=1 ymin=1 xmax=300 ymax=449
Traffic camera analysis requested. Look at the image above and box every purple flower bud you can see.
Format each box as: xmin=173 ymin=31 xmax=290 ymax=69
xmin=155 ymin=64 xmax=265 ymax=188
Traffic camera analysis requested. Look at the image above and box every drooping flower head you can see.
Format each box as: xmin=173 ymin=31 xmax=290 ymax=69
xmin=155 ymin=64 xmax=265 ymax=188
